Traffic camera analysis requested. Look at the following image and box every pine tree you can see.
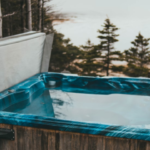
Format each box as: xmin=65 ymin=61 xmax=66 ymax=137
xmin=49 ymin=31 xmax=81 ymax=72
xmin=97 ymin=18 xmax=119 ymax=76
xmin=123 ymin=33 xmax=150 ymax=77
xmin=75 ymin=40 xmax=103 ymax=76
xmin=133 ymin=33 xmax=149 ymax=67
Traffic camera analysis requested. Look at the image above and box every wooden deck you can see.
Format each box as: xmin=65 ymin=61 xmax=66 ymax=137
xmin=0 ymin=124 xmax=150 ymax=150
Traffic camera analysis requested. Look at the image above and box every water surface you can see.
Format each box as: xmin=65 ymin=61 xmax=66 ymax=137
xmin=5 ymin=89 xmax=150 ymax=126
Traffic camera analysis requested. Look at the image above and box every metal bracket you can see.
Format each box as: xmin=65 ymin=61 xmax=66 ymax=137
xmin=0 ymin=128 xmax=15 ymax=140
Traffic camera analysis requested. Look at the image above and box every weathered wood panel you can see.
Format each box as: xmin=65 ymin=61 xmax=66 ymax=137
xmin=71 ymin=133 xmax=81 ymax=150
xmin=48 ymin=130 xmax=56 ymax=150
xmin=113 ymin=138 xmax=130 ymax=150
xmin=130 ymin=139 xmax=138 ymax=150
xmin=0 ymin=124 xmax=150 ymax=150
xmin=88 ymin=135 xmax=99 ymax=150
xmin=80 ymin=134 xmax=88 ymax=150
xmin=32 ymin=128 xmax=42 ymax=150
xmin=96 ymin=136 xmax=103 ymax=150
xmin=137 ymin=140 xmax=147 ymax=150
xmin=59 ymin=131 xmax=72 ymax=150
xmin=146 ymin=142 xmax=150 ymax=150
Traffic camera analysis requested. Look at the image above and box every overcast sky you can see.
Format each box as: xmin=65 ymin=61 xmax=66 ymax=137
xmin=49 ymin=0 xmax=150 ymax=51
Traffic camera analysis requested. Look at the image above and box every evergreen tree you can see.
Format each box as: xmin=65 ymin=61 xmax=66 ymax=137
xmin=75 ymin=40 xmax=103 ymax=76
xmin=97 ymin=18 xmax=119 ymax=76
xmin=123 ymin=33 xmax=150 ymax=77
xmin=49 ymin=31 xmax=81 ymax=72
xmin=125 ymin=33 xmax=150 ymax=67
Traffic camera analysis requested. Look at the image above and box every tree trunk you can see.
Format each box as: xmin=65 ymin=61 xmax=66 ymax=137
xmin=41 ymin=0 xmax=44 ymax=32
xmin=38 ymin=0 xmax=42 ymax=31
xmin=8 ymin=1 xmax=12 ymax=36
xmin=27 ymin=0 xmax=32 ymax=31
xmin=107 ymin=42 xmax=110 ymax=76
xmin=6 ymin=0 xmax=10 ymax=36
xmin=140 ymin=45 xmax=144 ymax=68
xmin=21 ymin=0 xmax=25 ymax=32
xmin=0 ymin=0 xmax=2 ymax=38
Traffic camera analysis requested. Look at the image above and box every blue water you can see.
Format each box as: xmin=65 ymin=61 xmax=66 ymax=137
xmin=3 ymin=88 xmax=150 ymax=126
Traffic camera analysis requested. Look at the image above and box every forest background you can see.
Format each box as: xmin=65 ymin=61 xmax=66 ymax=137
xmin=1 ymin=0 xmax=150 ymax=77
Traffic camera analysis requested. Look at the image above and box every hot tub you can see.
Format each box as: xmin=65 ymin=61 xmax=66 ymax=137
xmin=0 ymin=72 xmax=150 ymax=150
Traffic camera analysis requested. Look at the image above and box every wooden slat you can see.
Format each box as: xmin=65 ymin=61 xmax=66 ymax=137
xmin=137 ymin=140 xmax=147 ymax=150
xmin=146 ymin=142 xmax=150 ymax=150
xmin=71 ymin=133 xmax=81 ymax=150
xmin=102 ymin=136 xmax=106 ymax=150
xmin=96 ymin=136 xmax=104 ymax=150
xmin=105 ymin=137 xmax=114 ymax=150
xmin=59 ymin=131 xmax=72 ymax=150
xmin=32 ymin=128 xmax=42 ymax=150
xmin=48 ymin=130 xmax=56 ymax=150
xmin=80 ymin=134 xmax=88 ymax=150
xmin=130 ymin=139 xmax=138 ymax=150
xmin=41 ymin=129 xmax=48 ymax=150
xmin=55 ymin=131 xmax=60 ymax=150
xmin=23 ymin=127 xmax=33 ymax=150
xmin=113 ymin=138 xmax=130 ymax=150
xmin=17 ymin=126 xmax=25 ymax=150
xmin=0 ymin=124 xmax=150 ymax=150
xmin=88 ymin=135 xmax=98 ymax=150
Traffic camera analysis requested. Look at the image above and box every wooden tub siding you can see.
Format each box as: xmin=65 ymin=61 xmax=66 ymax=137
xmin=0 ymin=124 xmax=149 ymax=150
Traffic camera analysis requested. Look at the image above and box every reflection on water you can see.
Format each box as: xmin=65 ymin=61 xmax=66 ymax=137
xmin=3 ymin=90 xmax=55 ymax=117
xmin=50 ymin=90 xmax=150 ymax=126
xmin=4 ymin=89 xmax=150 ymax=126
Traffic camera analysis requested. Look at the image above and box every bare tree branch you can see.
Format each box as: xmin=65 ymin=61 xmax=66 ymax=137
xmin=2 ymin=12 xmax=16 ymax=18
